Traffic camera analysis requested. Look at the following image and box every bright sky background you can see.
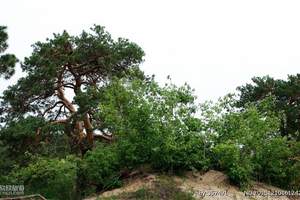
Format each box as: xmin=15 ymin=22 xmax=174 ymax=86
xmin=1 ymin=0 xmax=300 ymax=102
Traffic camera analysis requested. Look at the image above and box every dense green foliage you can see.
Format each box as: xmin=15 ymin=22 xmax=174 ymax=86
xmin=237 ymin=75 xmax=300 ymax=141
xmin=11 ymin=156 xmax=78 ymax=200
xmin=95 ymin=78 xmax=209 ymax=171
xmin=83 ymin=143 xmax=121 ymax=191
xmin=200 ymin=96 xmax=300 ymax=189
xmin=0 ymin=25 xmax=299 ymax=199
xmin=0 ymin=26 xmax=17 ymax=79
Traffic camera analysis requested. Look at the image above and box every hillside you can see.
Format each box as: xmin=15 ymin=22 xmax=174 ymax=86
xmin=85 ymin=170 xmax=298 ymax=200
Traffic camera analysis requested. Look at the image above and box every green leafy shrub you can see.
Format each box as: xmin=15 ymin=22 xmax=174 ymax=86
xmin=254 ymin=138 xmax=300 ymax=189
xmin=96 ymin=78 xmax=210 ymax=172
xmin=149 ymin=133 xmax=209 ymax=172
xmin=288 ymin=141 xmax=300 ymax=190
xmin=12 ymin=156 xmax=78 ymax=200
xmin=213 ymin=143 xmax=253 ymax=189
xmin=203 ymin=96 xmax=300 ymax=190
xmin=288 ymin=160 xmax=300 ymax=190
xmin=83 ymin=143 xmax=121 ymax=191
xmin=256 ymin=138 xmax=291 ymax=185
xmin=202 ymin=96 xmax=283 ymax=189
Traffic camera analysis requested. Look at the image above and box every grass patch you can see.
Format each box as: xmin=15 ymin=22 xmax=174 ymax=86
xmin=98 ymin=176 xmax=195 ymax=200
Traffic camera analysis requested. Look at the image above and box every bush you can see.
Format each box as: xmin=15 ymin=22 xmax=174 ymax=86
xmin=12 ymin=156 xmax=78 ymax=200
xmin=254 ymin=138 xmax=300 ymax=189
xmin=288 ymin=141 xmax=300 ymax=190
xmin=96 ymin=78 xmax=210 ymax=172
xmin=115 ymin=127 xmax=210 ymax=173
xmin=149 ymin=133 xmax=210 ymax=172
xmin=256 ymin=138 xmax=291 ymax=185
xmin=204 ymin=96 xmax=300 ymax=190
xmin=213 ymin=143 xmax=253 ymax=189
xmin=288 ymin=161 xmax=300 ymax=190
xmin=83 ymin=143 xmax=121 ymax=191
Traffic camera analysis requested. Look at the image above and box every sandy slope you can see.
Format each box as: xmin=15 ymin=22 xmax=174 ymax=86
xmin=85 ymin=170 xmax=299 ymax=200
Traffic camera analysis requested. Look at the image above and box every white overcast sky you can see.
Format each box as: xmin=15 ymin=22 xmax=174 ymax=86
xmin=1 ymin=0 xmax=300 ymax=101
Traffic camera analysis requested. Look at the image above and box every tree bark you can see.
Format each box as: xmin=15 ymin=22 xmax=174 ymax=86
xmin=83 ymin=113 xmax=94 ymax=146
xmin=57 ymin=86 xmax=76 ymax=113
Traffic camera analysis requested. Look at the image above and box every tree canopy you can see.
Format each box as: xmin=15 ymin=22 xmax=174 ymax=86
xmin=1 ymin=25 xmax=144 ymax=153
xmin=237 ymin=75 xmax=300 ymax=141
xmin=0 ymin=26 xmax=17 ymax=79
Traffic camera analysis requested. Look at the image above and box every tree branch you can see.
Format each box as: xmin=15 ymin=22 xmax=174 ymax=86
xmin=54 ymin=104 xmax=65 ymax=120
xmin=42 ymin=101 xmax=64 ymax=117
xmin=50 ymin=119 xmax=68 ymax=124
xmin=56 ymin=67 xmax=76 ymax=113
xmin=93 ymin=133 xmax=113 ymax=141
